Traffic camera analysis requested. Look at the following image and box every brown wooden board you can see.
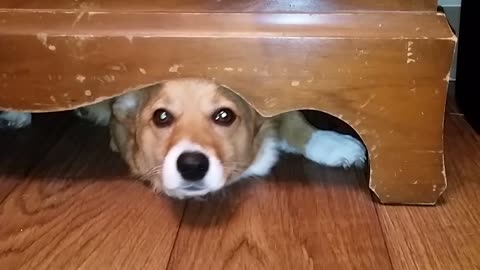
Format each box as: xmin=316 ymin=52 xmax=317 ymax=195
xmin=0 ymin=0 xmax=437 ymax=12
xmin=0 ymin=12 xmax=453 ymax=113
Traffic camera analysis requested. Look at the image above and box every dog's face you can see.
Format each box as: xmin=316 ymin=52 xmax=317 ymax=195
xmin=111 ymin=78 xmax=269 ymax=199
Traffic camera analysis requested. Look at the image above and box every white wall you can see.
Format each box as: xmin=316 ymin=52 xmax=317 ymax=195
xmin=439 ymin=0 xmax=461 ymax=80
xmin=438 ymin=0 xmax=461 ymax=6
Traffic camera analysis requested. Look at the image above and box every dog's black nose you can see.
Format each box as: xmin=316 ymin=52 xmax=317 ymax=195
xmin=176 ymin=152 xmax=209 ymax=181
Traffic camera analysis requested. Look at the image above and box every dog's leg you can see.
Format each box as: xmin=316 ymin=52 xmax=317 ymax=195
xmin=0 ymin=111 xmax=32 ymax=129
xmin=74 ymin=100 xmax=112 ymax=126
xmin=277 ymin=111 xmax=367 ymax=168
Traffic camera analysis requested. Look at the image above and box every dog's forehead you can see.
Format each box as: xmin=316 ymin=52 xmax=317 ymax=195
xmin=148 ymin=79 xmax=241 ymax=106
xmin=165 ymin=79 xmax=218 ymax=98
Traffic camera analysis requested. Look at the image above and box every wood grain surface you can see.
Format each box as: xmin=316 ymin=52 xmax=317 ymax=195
xmin=0 ymin=12 xmax=454 ymax=112
xmin=0 ymin=0 xmax=437 ymax=12
xmin=167 ymin=158 xmax=392 ymax=270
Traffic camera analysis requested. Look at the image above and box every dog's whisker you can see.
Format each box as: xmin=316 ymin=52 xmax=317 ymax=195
xmin=145 ymin=165 xmax=164 ymax=175
xmin=142 ymin=171 xmax=156 ymax=179
xmin=141 ymin=166 xmax=164 ymax=181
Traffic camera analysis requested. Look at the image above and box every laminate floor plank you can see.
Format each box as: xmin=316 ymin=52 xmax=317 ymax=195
xmin=0 ymin=120 xmax=185 ymax=270
xmin=168 ymin=157 xmax=392 ymax=270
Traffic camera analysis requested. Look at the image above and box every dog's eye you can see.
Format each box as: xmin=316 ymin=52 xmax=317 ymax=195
xmin=152 ymin=109 xmax=174 ymax=127
xmin=212 ymin=108 xmax=236 ymax=126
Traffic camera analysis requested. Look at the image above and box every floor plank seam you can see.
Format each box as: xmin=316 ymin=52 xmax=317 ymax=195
xmin=0 ymin=183 xmax=21 ymax=206
xmin=372 ymin=200 xmax=395 ymax=269
xmin=165 ymin=201 xmax=187 ymax=269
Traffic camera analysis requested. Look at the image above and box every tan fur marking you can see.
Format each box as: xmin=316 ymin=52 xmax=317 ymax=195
xmin=277 ymin=111 xmax=316 ymax=152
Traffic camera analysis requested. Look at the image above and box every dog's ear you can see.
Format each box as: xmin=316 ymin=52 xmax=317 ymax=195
xmin=252 ymin=108 xmax=265 ymax=129
xmin=112 ymin=90 xmax=145 ymax=130
xmin=253 ymin=110 xmax=266 ymax=134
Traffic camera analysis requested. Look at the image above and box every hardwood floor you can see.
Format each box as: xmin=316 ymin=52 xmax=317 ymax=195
xmin=0 ymin=93 xmax=479 ymax=269
xmin=168 ymin=162 xmax=391 ymax=270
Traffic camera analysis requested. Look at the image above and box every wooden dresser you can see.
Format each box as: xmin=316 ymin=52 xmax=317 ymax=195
xmin=0 ymin=0 xmax=456 ymax=204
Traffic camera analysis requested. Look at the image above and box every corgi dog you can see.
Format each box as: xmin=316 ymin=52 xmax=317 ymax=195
xmin=0 ymin=78 xmax=367 ymax=199
xmin=77 ymin=78 xmax=367 ymax=199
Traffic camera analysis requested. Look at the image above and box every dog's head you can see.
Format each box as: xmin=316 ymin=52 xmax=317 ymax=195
xmin=110 ymin=78 xmax=277 ymax=199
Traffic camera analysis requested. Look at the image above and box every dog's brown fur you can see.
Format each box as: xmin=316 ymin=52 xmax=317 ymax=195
xmin=109 ymin=78 xmax=275 ymax=190
xmin=78 ymin=77 xmax=367 ymax=197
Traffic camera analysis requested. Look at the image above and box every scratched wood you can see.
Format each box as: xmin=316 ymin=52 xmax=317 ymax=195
xmin=0 ymin=0 xmax=437 ymax=12
xmin=0 ymin=10 xmax=456 ymax=204
xmin=0 ymin=12 xmax=454 ymax=112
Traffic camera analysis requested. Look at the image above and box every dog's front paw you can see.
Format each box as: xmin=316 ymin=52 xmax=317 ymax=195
xmin=0 ymin=111 xmax=32 ymax=129
xmin=304 ymin=130 xmax=367 ymax=168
